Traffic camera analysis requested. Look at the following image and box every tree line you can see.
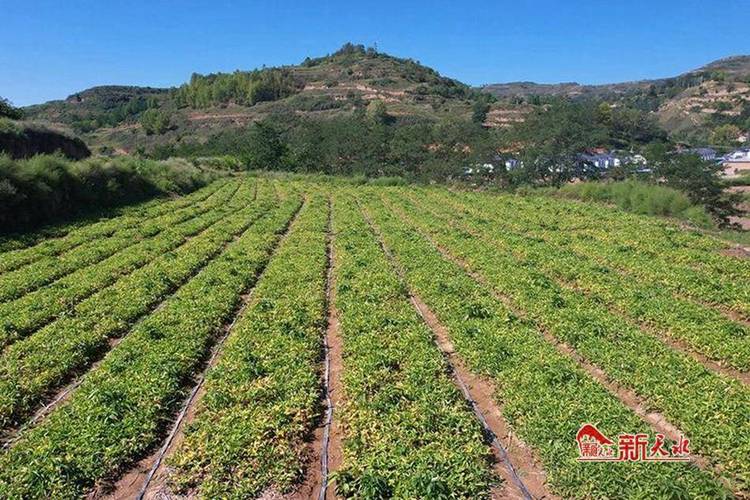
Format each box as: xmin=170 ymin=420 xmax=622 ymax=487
xmin=174 ymin=69 xmax=301 ymax=108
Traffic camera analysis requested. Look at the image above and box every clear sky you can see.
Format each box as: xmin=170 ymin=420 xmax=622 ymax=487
xmin=3 ymin=0 xmax=749 ymax=106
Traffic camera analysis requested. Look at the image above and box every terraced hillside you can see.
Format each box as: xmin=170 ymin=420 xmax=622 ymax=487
xmin=0 ymin=176 xmax=748 ymax=498
xmin=22 ymin=44 xmax=481 ymax=155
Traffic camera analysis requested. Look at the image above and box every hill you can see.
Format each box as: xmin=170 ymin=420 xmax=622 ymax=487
xmin=23 ymin=44 xmax=484 ymax=155
xmin=482 ymin=55 xmax=750 ymax=142
xmin=21 ymin=47 xmax=750 ymax=154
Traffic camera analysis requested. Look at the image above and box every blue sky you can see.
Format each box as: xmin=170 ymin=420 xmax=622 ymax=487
xmin=2 ymin=0 xmax=749 ymax=106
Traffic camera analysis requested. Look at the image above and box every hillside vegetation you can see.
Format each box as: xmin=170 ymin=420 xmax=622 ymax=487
xmin=0 ymin=154 xmax=218 ymax=232
xmin=483 ymin=55 xmax=750 ymax=144
xmin=12 ymin=46 xmax=748 ymax=229
xmin=23 ymin=44 xmax=484 ymax=155
xmin=0 ymin=98 xmax=90 ymax=160
xmin=21 ymin=46 xmax=750 ymax=159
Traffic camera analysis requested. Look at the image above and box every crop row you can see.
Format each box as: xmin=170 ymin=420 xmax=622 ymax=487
xmin=0 ymin=180 xmax=242 ymax=302
xmin=411 ymin=190 xmax=750 ymax=372
xmin=361 ymin=192 xmax=728 ymax=498
xmin=0 ymin=184 xmax=208 ymax=253
xmin=0 ymin=180 xmax=255 ymax=351
xmin=0 ymin=190 xmax=303 ymax=498
xmin=443 ymin=188 xmax=742 ymax=281
xmin=0 ymin=179 xmax=231 ymax=274
xmin=329 ymin=194 xmax=494 ymax=498
xmin=499 ymin=188 xmax=736 ymax=261
xmin=0 ymin=181 xmax=275 ymax=430
xmin=387 ymin=192 xmax=750 ymax=493
xmin=464 ymin=188 xmax=749 ymax=288
xmin=169 ymin=193 xmax=330 ymax=498
xmin=441 ymin=189 xmax=750 ymax=316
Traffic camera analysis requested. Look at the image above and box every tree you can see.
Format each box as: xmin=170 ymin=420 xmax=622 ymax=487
xmin=711 ymin=124 xmax=741 ymax=147
xmin=643 ymin=142 xmax=670 ymax=164
xmin=656 ymin=154 xmax=742 ymax=226
xmin=512 ymin=101 xmax=608 ymax=184
xmin=140 ymin=109 xmax=171 ymax=135
xmin=471 ymin=97 xmax=491 ymax=124
xmin=244 ymin=121 xmax=289 ymax=170
xmin=0 ymin=98 xmax=23 ymax=120
xmin=366 ymin=100 xmax=389 ymax=125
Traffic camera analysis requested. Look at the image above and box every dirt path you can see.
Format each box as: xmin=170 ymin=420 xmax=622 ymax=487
xmin=360 ymin=204 xmax=552 ymax=500
xmin=301 ymin=207 xmax=344 ymax=500
xmin=318 ymin=201 xmax=345 ymax=500
xmin=281 ymin=199 xmax=344 ymax=500
xmin=410 ymin=294 xmax=553 ymax=500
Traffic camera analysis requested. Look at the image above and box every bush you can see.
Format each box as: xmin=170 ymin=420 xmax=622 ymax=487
xmin=368 ymin=175 xmax=407 ymax=186
xmin=140 ymin=109 xmax=171 ymax=135
xmin=0 ymin=98 xmax=23 ymax=120
xmin=0 ymin=154 xmax=217 ymax=233
xmin=553 ymin=180 xmax=715 ymax=228
xmin=0 ymin=124 xmax=90 ymax=160
xmin=192 ymin=156 xmax=244 ymax=172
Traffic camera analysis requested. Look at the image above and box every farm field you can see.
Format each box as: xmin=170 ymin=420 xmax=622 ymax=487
xmin=0 ymin=176 xmax=748 ymax=499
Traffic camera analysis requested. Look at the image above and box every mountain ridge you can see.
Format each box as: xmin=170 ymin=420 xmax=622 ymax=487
xmin=480 ymin=55 xmax=750 ymax=98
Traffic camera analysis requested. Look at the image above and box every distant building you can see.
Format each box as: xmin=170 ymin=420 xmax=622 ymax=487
xmin=504 ymin=158 xmax=521 ymax=170
xmin=624 ymin=154 xmax=648 ymax=166
xmin=679 ymin=147 xmax=717 ymax=161
xmin=463 ymin=163 xmax=495 ymax=176
xmin=579 ymin=152 xmax=621 ymax=170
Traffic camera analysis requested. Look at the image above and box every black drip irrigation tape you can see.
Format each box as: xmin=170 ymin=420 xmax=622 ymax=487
xmin=135 ymin=198 xmax=306 ymax=500
xmin=319 ymin=199 xmax=335 ymax=500
xmin=319 ymin=308 xmax=333 ymax=500
xmin=135 ymin=322 xmax=234 ymax=500
xmin=360 ymin=201 xmax=534 ymax=500
xmin=413 ymin=300 xmax=534 ymax=500
xmin=1 ymin=202 xmax=270 ymax=448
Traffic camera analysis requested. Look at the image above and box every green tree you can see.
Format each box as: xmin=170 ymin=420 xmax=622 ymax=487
xmin=244 ymin=121 xmax=289 ymax=170
xmin=140 ymin=109 xmax=171 ymax=135
xmin=657 ymin=154 xmax=741 ymax=226
xmin=711 ymin=124 xmax=741 ymax=147
xmin=471 ymin=97 xmax=491 ymax=124
xmin=0 ymin=98 xmax=23 ymax=120
xmin=513 ymin=101 xmax=608 ymax=184
xmin=366 ymin=100 xmax=389 ymax=125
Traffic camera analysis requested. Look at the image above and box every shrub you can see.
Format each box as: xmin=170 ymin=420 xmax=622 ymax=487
xmin=0 ymin=154 xmax=217 ymax=233
xmin=554 ymin=180 xmax=715 ymax=228
xmin=192 ymin=156 xmax=243 ymax=172
xmin=368 ymin=175 xmax=407 ymax=186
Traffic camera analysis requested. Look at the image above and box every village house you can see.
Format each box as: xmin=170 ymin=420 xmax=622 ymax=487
xmin=691 ymin=147 xmax=718 ymax=161
xmin=579 ymin=152 xmax=622 ymax=170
